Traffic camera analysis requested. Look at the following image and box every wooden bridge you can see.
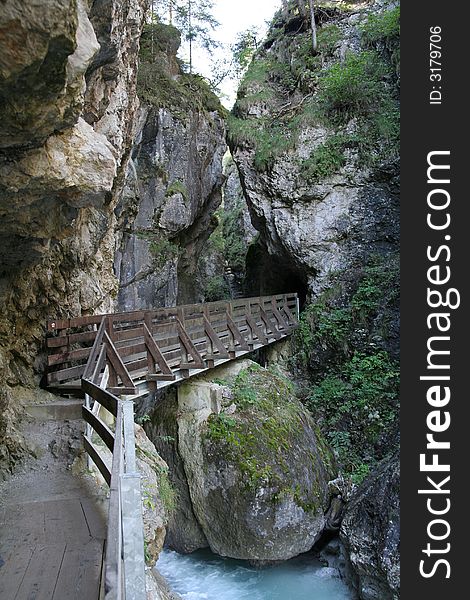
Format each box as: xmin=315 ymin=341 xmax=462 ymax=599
xmin=45 ymin=293 xmax=299 ymax=400
xmin=41 ymin=294 xmax=299 ymax=599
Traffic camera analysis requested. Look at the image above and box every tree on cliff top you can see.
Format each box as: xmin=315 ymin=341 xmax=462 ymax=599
xmin=150 ymin=0 xmax=219 ymax=73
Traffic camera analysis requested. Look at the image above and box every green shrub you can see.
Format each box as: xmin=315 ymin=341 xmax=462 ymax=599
xmin=308 ymin=350 xmax=399 ymax=480
xmin=318 ymin=50 xmax=389 ymax=121
xmin=360 ymin=6 xmax=400 ymax=46
xmin=204 ymin=275 xmax=230 ymax=302
xmin=301 ymin=134 xmax=347 ymax=181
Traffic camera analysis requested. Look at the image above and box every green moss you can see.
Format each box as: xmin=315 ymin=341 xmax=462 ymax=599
xmin=165 ymin=180 xmax=189 ymax=200
xmin=205 ymin=367 xmax=306 ymax=491
xmin=204 ymin=366 xmax=334 ymax=513
xmin=137 ymin=23 xmax=226 ymax=120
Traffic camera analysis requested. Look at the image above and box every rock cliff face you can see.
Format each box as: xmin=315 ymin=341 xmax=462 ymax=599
xmin=114 ymin=23 xmax=226 ymax=310
xmin=115 ymin=103 xmax=226 ymax=310
xmin=340 ymin=452 xmax=400 ymax=600
xmin=147 ymin=360 xmax=337 ymax=563
xmin=228 ymin=0 xmax=400 ymax=591
xmin=229 ymin=0 xmax=399 ymax=300
xmin=0 ymin=0 xmax=148 ymax=471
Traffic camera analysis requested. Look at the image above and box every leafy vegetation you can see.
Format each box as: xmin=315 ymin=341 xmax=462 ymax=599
xmin=293 ymin=254 xmax=399 ymax=483
xmin=307 ymin=350 xmax=399 ymax=482
xmin=204 ymin=275 xmax=230 ymax=301
xmin=137 ymin=22 xmax=226 ymax=119
xmin=229 ymin=3 xmax=399 ymax=176
xmin=360 ymin=6 xmax=400 ymax=46
xmin=300 ymin=134 xmax=346 ymax=182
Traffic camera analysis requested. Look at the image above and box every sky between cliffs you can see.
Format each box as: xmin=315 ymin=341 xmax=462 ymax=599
xmin=188 ymin=0 xmax=281 ymax=107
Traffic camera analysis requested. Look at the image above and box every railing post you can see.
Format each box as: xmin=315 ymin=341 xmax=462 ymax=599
xmin=120 ymin=400 xmax=146 ymax=600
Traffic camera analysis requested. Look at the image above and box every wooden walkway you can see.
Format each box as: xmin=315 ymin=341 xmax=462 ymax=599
xmin=0 ymin=468 xmax=106 ymax=599
xmin=45 ymin=294 xmax=299 ymax=400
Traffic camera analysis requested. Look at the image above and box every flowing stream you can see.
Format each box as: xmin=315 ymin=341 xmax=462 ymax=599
xmin=157 ymin=548 xmax=353 ymax=600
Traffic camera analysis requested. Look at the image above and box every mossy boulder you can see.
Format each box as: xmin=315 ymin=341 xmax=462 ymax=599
xmin=177 ymin=360 xmax=337 ymax=563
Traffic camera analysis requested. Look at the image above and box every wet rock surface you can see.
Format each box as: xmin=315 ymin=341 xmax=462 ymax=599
xmin=340 ymin=452 xmax=400 ymax=600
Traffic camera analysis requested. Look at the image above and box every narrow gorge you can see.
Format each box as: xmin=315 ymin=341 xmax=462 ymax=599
xmin=0 ymin=1 xmax=400 ymax=599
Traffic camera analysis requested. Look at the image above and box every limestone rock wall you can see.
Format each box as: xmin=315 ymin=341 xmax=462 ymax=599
xmin=0 ymin=0 xmax=149 ymax=471
xmin=115 ymin=103 xmax=226 ymax=310
xmin=340 ymin=452 xmax=400 ymax=600
xmin=229 ymin=1 xmax=399 ymax=299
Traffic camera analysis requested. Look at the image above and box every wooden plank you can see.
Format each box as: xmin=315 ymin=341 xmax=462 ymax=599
xmin=68 ymin=314 xmax=107 ymax=328
xmin=47 ymin=330 xmax=97 ymax=348
xmin=115 ymin=341 xmax=146 ymax=359
xmin=83 ymin=436 xmax=111 ymax=486
xmin=81 ymin=380 xmax=118 ymax=417
xmin=47 ymin=318 xmax=70 ymax=331
xmin=0 ymin=544 xmax=35 ymax=599
xmin=146 ymin=373 xmax=176 ymax=381
xmin=47 ymin=347 xmax=92 ymax=367
xmin=52 ymin=538 xmax=104 ymax=600
xmin=15 ymin=543 xmax=66 ymax=600
xmin=47 ymin=364 xmax=86 ymax=384
xmin=44 ymin=499 xmax=91 ymax=547
xmin=80 ymin=498 xmax=107 ymax=540
xmin=82 ymin=405 xmax=115 ymax=452
xmin=107 ymin=387 xmax=137 ymax=396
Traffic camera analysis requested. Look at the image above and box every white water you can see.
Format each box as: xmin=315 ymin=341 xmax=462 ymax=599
xmin=157 ymin=548 xmax=353 ymax=600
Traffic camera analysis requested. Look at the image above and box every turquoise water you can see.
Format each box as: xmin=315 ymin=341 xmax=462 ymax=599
xmin=157 ymin=548 xmax=353 ymax=600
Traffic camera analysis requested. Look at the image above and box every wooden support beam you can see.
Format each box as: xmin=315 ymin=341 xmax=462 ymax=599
xmin=143 ymin=322 xmax=174 ymax=376
xmin=103 ymin=331 xmax=135 ymax=392
xmin=246 ymin=314 xmax=268 ymax=345
xmin=271 ymin=299 xmax=290 ymax=331
xmin=83 ymin=317 xmax=107 ymax=381
xmin=226 ymin=312 xmax=249 ymax=351
xmin=203 ymin=314 xmax=229 ymax=359
xmin=176 ymin=318 xmax=205 ymax=369
xmin=260 ymin=307 xmax=281 ymax=339
xmin=146 ymin=373 xmax=176 ymax=382
xmin=282 ymin=303 xmax=298 ymax=325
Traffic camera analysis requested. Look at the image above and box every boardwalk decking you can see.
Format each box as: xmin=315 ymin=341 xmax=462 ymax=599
xmin=0 ymin=468 xmax=106 ymax=600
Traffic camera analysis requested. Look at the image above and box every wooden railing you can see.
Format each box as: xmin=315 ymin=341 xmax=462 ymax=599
xmin=82 ymin=323 xmax=146 ymax=599
xmin=46 ymin=294 xmax=299 ymax=396
xmin=52 ymin=295 xmax=298 ymax=598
